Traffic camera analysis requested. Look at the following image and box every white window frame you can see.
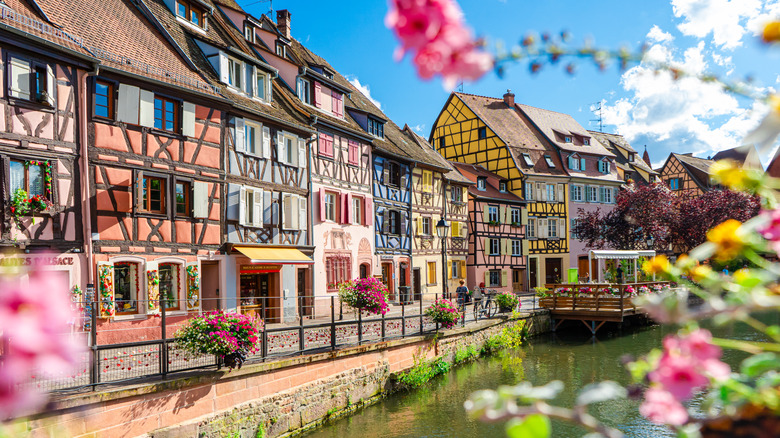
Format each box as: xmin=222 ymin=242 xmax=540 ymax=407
xmin=571 ymin=184 xmax=583 ymax=202
xmin=522 ymin=153 xmax=534 ymax=166
xmin=451 ymin=260 xmax=460 ymax=279
xmin=244 ymin=121 xmax=261 ymax=156
xmin=244 ymin=24 xmax=254 ymax=42
xmin=324 ymin=192 xmax=336 ymax=222
xmin=296 ymin=77 xmax=311 ymax=104
xmin=477 ymin=178 xmax=486 ymax=190
xmin=602 ymin=187 xmax=613 ymax=204
xmin=254 ymin=69 xmax=268 ymax=102
xmin=488 ymin=205 xmax=499 ymax=223
xmin=583 ymin=138 xmax=590 ymax=145
xmin=587 ymin=186 xmax=599 ymax=203
xmin=352 ymin=197 xmax=363 ymax=225
xmin=546 ymin=184 xmax=556 ymax=202
xmin=548 ymin=219 xmax=558 ymax=238
xmin=511 ymin=208 xmax=521 ymax=224
xmin=544 ymin=155 xmax=555 ymax=167
xmin=489 ymin=238 xmax=500 ymax=256
xmin=569 ymin=155 xmax=580 ymax=170
xmin=511 ymin=240 xmax=522 ymax=256
xmin=564 ymin=136 xmax=572 ymax=143
xmin=489 ymin=270 xmax=502 ymax=287
xmin=422 ymin=216 xmax=431 ymax=235
xmin=571 ymin=218 xmax=580 ymax=239
xmin=525 ymin=182 xmax=534 ymax=201
xmin=227 ymin=57 xmax=243 ymax=90
xmin=528 ymin=218 xmax=536 ymax=238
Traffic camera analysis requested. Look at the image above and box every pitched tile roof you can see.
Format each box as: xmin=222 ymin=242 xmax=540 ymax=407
xmin=517 ymin=103 xmax=615 ymax=157
xmin=588 ymin=131 xmax=657 ymax=176
xmin=452 ymin=92 xmax=567 ymax=177
xmin=0 ymin=0 xmax=93 ymax=56
xmin=711 ymin=144 xmax=761 ymax=169
xmin=673 ymin=153 xmax=713 ymax=175
xmin=404 ymin=126 xmax=471 ymax=184
xmin=450 ymin=161 xmax=524 ymax=203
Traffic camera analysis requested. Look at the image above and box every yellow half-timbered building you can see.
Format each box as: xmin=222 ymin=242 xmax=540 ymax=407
xmin=430 ymin=91 xmax=570 ymax=287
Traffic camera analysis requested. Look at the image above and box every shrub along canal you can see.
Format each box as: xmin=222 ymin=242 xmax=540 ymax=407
xmin=304 ymin=315 xmax=777 ymax=438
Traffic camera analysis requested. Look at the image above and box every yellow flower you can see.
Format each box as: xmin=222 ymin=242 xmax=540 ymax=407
xmin=689 ymin=265 xmax=713 ymax=282
xmin=706 ymin=219 xmax=745 ymax=262
xmin=643 ymin=255 xmax=671 ymax=276
xmin=710 ymin=159 xmax=748 ymax=189
xmin=763 ymin=21 xmax=780 ymax=44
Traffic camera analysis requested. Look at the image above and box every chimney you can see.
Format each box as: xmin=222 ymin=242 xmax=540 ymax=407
xmin=276 ymin=9 xmax=291 ymax=39
xmin=503 ymin=89 xmax=515 ymax=107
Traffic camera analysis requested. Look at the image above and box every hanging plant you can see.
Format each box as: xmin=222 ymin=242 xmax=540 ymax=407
xmin=25 ymin=160 xmax=53 ymax=198
xmin=98 ymin=264 xmax=115 ymax=317
xmin=186 ymin=265 xmax=200 ymax=308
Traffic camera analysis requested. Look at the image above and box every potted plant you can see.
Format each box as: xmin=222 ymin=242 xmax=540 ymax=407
xmin=495 ymin=291 xmax=519 ymax=313
xmin=338 ymin=277 xmax=389 ymax=315
xmin=176 ymin=311 xmax=263 ymax=369
xmin=425 ymin=299 xmax=460 ymax=329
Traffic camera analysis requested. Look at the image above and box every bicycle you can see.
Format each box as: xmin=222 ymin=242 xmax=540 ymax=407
xmin=473 ymin=288 xmax=498 ymax=321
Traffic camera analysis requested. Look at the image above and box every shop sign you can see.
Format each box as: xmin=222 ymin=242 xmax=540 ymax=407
xmin=241 ymin=264 xmax=281 ymax=274
xmin=0 ymin=255 xmax=75 ymax=267
xmin=380 ymin=255 xmax=394 ymax=260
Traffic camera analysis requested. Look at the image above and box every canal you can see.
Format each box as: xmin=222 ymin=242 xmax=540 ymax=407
xmin=305 ymin=315 xmax=776 ymax=438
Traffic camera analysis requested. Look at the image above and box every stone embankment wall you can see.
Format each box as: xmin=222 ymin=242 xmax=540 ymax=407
xmin=18 ymin=312 xmax=550 ymax=438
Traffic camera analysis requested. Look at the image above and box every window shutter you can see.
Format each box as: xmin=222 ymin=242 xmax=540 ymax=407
xmin=568 ymin=156 xmax=574 ymax=169
xmin=271 ymin=193 xmax=279 ymax=225
xmin=400 ymin=170 xmax=408 ymax=190
xmin=45 ymin=64 xmax=55 ymax=106
xmin=117 ymin=84 xmax=140 ymax=125
xmin=365 ymin=198 xmax=373 ymax=226
xmin=483 ymin=205 xmax=489 ymax=222
xmin=382 ymin=161 xmax=389 ymax=184
xmin=570 ymin=184 xmax=575 ymax=201
xmin=9 ymin=57 xmax=31 ymax=100
xmin=484 ymin=270 xmax=490 ymax=286
xmin=462 ymin=188 xmax=468 ymax=203
xmin=613 ymin=187 xmax=619 ymax=203
xmin=539 ymin=219 xmax=547 ymax=238
xmin=134 ymin=170 xmax=144 ymax=211
xmin=288 ymin=136 xmax=298 ymax=167
xmin=253 ymin=189 xmax=263 ymax=227
xmin=185 ymin=261 xmax=200 ymax=311
xmin=226 ymin=183 xmax=240 ymax=220
xmin=288 ymin=194 xmax=297 ymax=229
xmin=219 ymin=51 xmax=229 ymax=83
xmin=281 ymin=194 xmax=289 ymax=229
xmin=262 ymin=126 xmax=271 ymax=158
xmin=500 ymin=205 xmax=507 ymax=224
xmin=521 ymin=209 xmax=528 ymax=226
xmin=139 ymin=89 xmax=155 ymax=128
xmin=416 ymin=217 xmax=423 ymax=236
xmin=459 ymin=261 xmax=466 ymax=279
xmin=559 ymin=218 xmax=566 ymax=238
xmin=182 ymin=102 xmax=196 ymax=137
xmin=580 ymin=157 xmax=586 ymax=170
xmin=298 ymin=137 xmax=306 ymax=168
xmin=234 ymin=118 xmax=246 ymax=152
xmin=447 ymin=261 xmax=452 ymax=280
xmin=239 ymin=186 xmax=247 ymax=225
xmin=313 ymin=81 xmax=322 ymax=108
xmin=483 ymin=237 xmax=489 ymax=254
xmin=502 ymin=239 xmax=510 ymax=256
xmin=522 ymin=240 xmax=529 ymax=256
xmin=400 ymin=211 xmax=408 ymax=235
xmin=298 ymin=196 xmax=307 ymax=230
xmin=319 ymin=188 xmax=326 ymax=222
xmin=266 ymin=74 xmax=272 ymax=102
xmin=501 ymin=270 xmax=508 ymax=287
xmin=451 ymin=221 xmax=459 ymax=238
xmin=193 ymin=181 xmax=209 ymax=218
xmin=460 ymin=222 xmax=467 ymax=238
xmin=382 ymin=209 xmax=389 ymax=233
xmin=97 ymin=261 xmax=115 ymax=318
xmin=263 ymin=190 xmax=273 ymax=224
xmin=345 ymin=193 xmax=353 ymax=224
xmin=146 ymin=261 xmax=159 ymax=314
xmin=557 ymin=184 xmax=564 ymax=202
xmin=251 ymin=65 xmax=258 ymax=97
xmin=276 ymin=131 xmax=284 ymax=164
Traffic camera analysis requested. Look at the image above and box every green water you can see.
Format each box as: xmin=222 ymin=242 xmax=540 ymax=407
xmin=305 ymin=315 xmax=778 ymax=438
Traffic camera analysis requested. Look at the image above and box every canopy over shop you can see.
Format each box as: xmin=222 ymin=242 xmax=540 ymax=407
xmin=588 ymin=250 xmax=657 ymax=283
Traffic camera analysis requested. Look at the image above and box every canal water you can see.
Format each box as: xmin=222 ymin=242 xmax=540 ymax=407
xmin=304 ymin=315 xmax=777 ymax=438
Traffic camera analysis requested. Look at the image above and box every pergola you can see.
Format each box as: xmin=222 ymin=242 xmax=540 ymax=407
xmin=588 ymin=250 xmax=657 ymax=283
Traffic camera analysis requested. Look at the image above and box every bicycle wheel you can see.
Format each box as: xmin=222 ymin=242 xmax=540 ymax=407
xmin=487 ymin=300 xmax=498 ymax=318
xmin=473 ymin=301 xmax=479 ymax=321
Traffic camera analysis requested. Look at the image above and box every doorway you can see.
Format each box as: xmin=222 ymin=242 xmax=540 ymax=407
xmin=529 ymin=258 xmax=538 ymax=289
xmin=512 ymin=269 xmax=524 ymax=292
xmin=578 ymin=256 xmax=598 ymax=281
xmin=381 ymin=262 xmax=393 ymax=300
xmin=412 ymin=267 xmax=422 ymax=301
xmin=201 ymin=262 xmax=220 ymax=312
xmin=297 ymin=268 xmax=312 ymax=318
xmin=545 ymin=258 xmax=563 ymax=284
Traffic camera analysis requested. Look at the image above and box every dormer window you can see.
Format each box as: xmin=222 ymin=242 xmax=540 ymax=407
xmin=477 ymin=177 xmax=487 ymax=191
xmin=176 ymin=0 xmax=204 ymax=28
xmin=368 ymin=118 xmax=384 ymax=138
xmin=228 ymin=57 xmax=242 ymax=89
xmin=598 ymin=158 xmax=610 ymax=174
xmin=544 ymin=155 xmax=555 ymax=168
xmin=583 ymin=138 xmax=590 ymax=145
xmin=296 ymin=77 xmax=311 ymax=104
xmin=521 ymin=153 xmax=534 ymax=166
xmin=255 ymin=70 xmax=269 ymax=101
xmin=499 ymin=181 xmax=508 ymax=192
xmin=564 ymin=136 xmax=572 ymax=143
xmin=276 ymin=42 xmax=286 ymax=58
xmin=568 ymin=154 xmax=583 ymax=171
xmin=244 ymin=24 xmax=255 ymax=42
xmin=323 ymin=69 xmax=334 ymax=79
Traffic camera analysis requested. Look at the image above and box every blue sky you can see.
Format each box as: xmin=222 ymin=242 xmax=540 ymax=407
xmin=239 ymin=0 xmax=780 ymax=168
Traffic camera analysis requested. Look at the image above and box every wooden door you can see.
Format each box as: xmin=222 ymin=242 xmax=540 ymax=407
xmin=529 ymin=258 xmax=538 ymax=289
xmin=413 ymin=268 xmax=422 ymax=301
xmin=200 ymin=262 xmax=220 ymax=312
xmin=545 ymin=258 xmax=562 ymax=284
xmin=512 ymin=269 xmax=524 ymax=292
xmin=297 ymin=268 xmax=312 ymax=317
xmin=381 ymin=262 xmax=394 ymax=300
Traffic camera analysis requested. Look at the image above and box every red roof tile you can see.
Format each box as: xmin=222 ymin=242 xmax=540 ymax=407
xmin=450 ymin=161 xmax=524 ymax=203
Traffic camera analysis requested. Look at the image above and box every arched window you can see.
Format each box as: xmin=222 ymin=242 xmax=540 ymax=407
xmin=159 ymin=263 xmax=182 ymax=310
xmin=359 ymin=263 xmax=369 ymax=279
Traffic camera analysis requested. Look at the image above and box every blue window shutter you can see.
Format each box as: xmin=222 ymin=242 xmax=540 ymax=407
xmin=568 ymin=156 xmax=573 ymax=169
xmin=580 ymin=158 xmax=586 ymax=170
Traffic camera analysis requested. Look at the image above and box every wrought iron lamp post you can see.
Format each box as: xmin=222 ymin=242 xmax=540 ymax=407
xmin=436 ymin=218 xmax=450 ymax=300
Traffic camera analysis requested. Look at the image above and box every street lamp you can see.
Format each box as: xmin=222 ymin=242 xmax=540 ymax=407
xmin=436 ymin=218 xmax=450 ymax=300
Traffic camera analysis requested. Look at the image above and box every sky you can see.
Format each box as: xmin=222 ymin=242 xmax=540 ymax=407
xmin=238 ymin=0 xmax=780 ymax=169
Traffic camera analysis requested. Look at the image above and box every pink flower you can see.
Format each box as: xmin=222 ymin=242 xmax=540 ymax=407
xmin=759 ymin=208 xmax=780 ymax=254
xmin=650 ymin=353 xmax=708 ymax=400
xmin=639 ymin=388 xmax=688 ymax=426
xmin=669 ymin=329 xmax=721 ymax=362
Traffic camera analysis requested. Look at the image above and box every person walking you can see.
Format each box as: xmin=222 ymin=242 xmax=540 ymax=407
xmin=456 ymin=280 xmax=469 ymax=305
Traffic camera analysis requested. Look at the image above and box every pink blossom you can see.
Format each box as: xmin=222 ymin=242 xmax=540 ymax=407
xmin=650 ymin=353 xmax=709 ymax=400
xmin=639 ymin=388 xmax=689 ymax=426
xmin=670 ymin=329 xmax=722 ymax=362
xmin=759 ymin=208 xmax=780 ymax=254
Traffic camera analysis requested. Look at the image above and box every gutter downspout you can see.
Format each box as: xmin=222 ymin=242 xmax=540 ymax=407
xmin=82 ymin=63 xmax=99 ymax=291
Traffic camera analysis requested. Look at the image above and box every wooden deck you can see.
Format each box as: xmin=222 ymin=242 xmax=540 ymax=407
xmin=540 ymin=282 xmax=671 ymax=334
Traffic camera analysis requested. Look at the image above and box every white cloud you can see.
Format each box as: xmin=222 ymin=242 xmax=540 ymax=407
xmin=412 ymin=124 xmax=426 ymax=133
xmin=647 ymin=25 xmax=674 ymax=43
xmin=746 ymin=0 xmax=780 ymax=34
xmin=671 ymin=0 xmax=762 ymax=49
xmin=346 ymin=75 xmax=382 ymax=110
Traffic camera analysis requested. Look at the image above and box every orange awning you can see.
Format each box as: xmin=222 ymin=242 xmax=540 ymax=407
xmin=233 ymin=247 xmax=313 ymax=264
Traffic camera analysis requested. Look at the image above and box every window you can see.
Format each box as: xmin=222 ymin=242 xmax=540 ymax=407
xmin=422 ymin=170 xmax=433 ymax=193
xmin=511 ymin=208 xmax=521 ymax=224
xmin=522 ymin=153 xmax=534 ymax=166
xmin=159 ymin=263 xmax=180 ymax=310
xmin=175 ymin=181 xmax=190 ymax=216
xmin=9 ymin=160 xmax=46 ymax=198
xmin=525 ymin=182 xmax=534 ymax=201
xmin=598 ymin=159 xmax=610 ymax=174
xmin=548 ymin=219 xmax=558 ymax=238
xmin=94 ymin=80 xmax=114 ymax=118
xmin=489 ymin=238 xmax=500 ymax=255
xmin=489 ymin=270 xmax=502 ymax=287
xmin=571 ymin=184 xmax=583 ymax=202
xmin=255 ymin=71 xmax=267 ymax=101
xmin=353 ymin=197 xmax=363 ymax=225
xmin=512 ymin=240 xmax=522 ymax=256
xmin=368 ymin=118 xmax=384 ymax=138
xmin=153 ymin=96 xmax=178 ymax=132
xmin=477 ymin=177 xmax=487 ymax=191
xmin=571 ymin=218 xmax=580 ymax=239
xmin=439 ymin=137 xmax=446 ymax=149
xmin=544 ymin=155 xmax=555 ymax=168
xmin=488 ymin=205 xmax=499 ymax=223
xmin=478 ymin=127 xmax=487 ymax=139
xmin=176 ymin=1 xmax=204 ymax=27
xmin=670 ymin=178 xmax=680 ymax=190
xmin=284 ymin=135 xmax=295 ymax=164
xmin=296 ymin=77 xmax=311 ymax=104
xmin=324 ymin=192 xmax=337 ymax=221
xmin=244 ymin=24 xmax=254 ymax=42
xmin=388 ymin=162 xmax=401 ymax=187
xmin=564 ymin=136 xmax=572 ymax=143
xmin=245 ymin=123 xmax=258 ymax=155
xmin=228 ymin=58 xmax=242 ymax=89
xmin=114 ymin=262 xmax=140 ymax=315
xmin=528 ymin=218 xmax=536 ymax=238
xmin=244 ymin=188 xmax=255 ymax=225
xmin=602 ymin=187 xmax=613 ymax=204
xmin=583 ymin=138 xmax=590 ymax=145
xmin=569 ymin=155 xmax=580 ymax=170
xmin=451 ymin=261 xmax=460 ymax=279
xmin=8 ymin=56 xmax=52 ymax=104
xmin=422 ymin=217 xmax=431 ymax=235
xmin=276 ymin=42 xmax=286 ymax=57
xmin=141 ymin=176 xmax=165 ymax=214
xmin=427 ymin=261 xmax=437 ymax=285
xmin=499 ymin=181 xmax=508 ymax=192
xmin=326 ymin=255 xmax=351 ymax=291
xmin=587 ymin=186 xmax=599 ymax=202
xmin=388 ymin=210 xmax=401 ymax=235
xmin=546 ymin=184 xmax=556 ymax=202
xmin=451 ymin=186 xmax=463 ymax=202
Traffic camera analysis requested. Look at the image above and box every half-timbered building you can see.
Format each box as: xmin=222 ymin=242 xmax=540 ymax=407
xmin=657 ymin=153 xmax=715 ymax=198
xmin=451 ymin=162 xmax=528 ymax=292
xmin=430 ymin=91 xmax=568 ymax=288
xmin=0 ymin=1 xmax=97 ymax=306
xmin=589 ymin=131 xmax=659 ymax=185
xmin=515 ymin=105 xmax=623 ymax=280
xmin=405 ymin=126 xmax=471 ymax=301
